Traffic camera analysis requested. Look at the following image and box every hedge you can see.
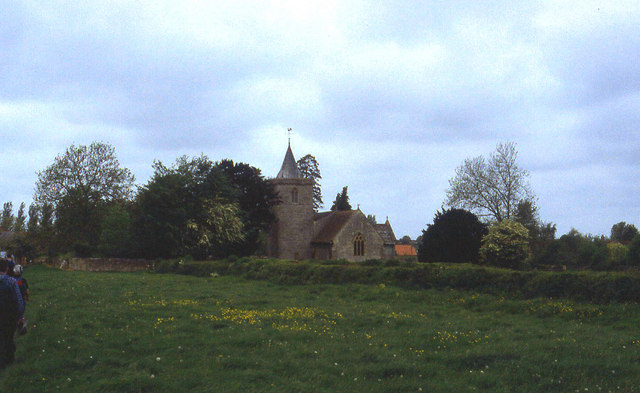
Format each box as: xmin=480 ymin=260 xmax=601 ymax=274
xmin=153 ymin=257 xmax=640 ymax=304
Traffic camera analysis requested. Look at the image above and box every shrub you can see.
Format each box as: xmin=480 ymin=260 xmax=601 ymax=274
xmin=606 ymin=242 xmax=628 ymax=267
xmin=479 ymin=220 xmax=530 ymax=269
xmin=419 ymin=208 xmax=487 ymax=263
xmin=626 ymin=235 xmax=640 ymax=266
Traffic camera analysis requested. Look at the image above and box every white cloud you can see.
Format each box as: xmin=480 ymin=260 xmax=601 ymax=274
xmin=0 ymin=1 xmax=638 ymax=237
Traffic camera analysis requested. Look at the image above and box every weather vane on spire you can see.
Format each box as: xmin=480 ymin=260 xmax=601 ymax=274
xmin=287 ymin=128 xmax=293 ymax=146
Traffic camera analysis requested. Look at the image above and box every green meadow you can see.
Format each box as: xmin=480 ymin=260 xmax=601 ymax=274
xmin=1 ymin=265 xmax=639 ymax=392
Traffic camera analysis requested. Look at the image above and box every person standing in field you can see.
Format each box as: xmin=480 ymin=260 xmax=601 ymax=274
xmin=0 ymin=259 xmax=24 ymax=369
xmin=13 ymin=265 xmax=29 ymax=336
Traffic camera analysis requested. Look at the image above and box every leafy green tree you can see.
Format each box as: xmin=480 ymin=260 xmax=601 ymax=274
xmin=297 ymin=154 xmax=323 ymax=211
xmin=331 ymin=186 xmax=352 ymax=211
xmin=216 ymin=159 xmax=279 ymax=256
xmin=184 ymin=198 xmax=245 ymax=258
xmin=626 ymin=235 xmax=640 ymax=266
xmin=37 ymin=203 xmax=56 ymax=260
xmin=27 ymin=204 xmax=39 ymax=233
xmin=54 ymin=187 xmax=107 ymax=255
xmin=1 ymin=202 xmax=14 ymax=231
xmin=514 ymin=199 xmax=539 ymax=238
xmin=34 ymin=142 xmax=135 ymax=254
xmin=35 ymin=142 xmax=135 ymax=206
xmin=607 ymin=242 xmax=628 ymax=266
xmin=14 ymin=202 xmax=26 ymax=232
xmin=98 ymin=203 xmax=133 ymax=257
xmin=479 ymin=220 xmax=530 ymax=269
xmin=419 ymin=208 xmax=487 ymax=263
xmin=399 ymin=235 xmax=413 ymax=245
xmin=446 ymin=142 xmax=534 ymax=222
xmin=132 ymin=156 xmax=261 ymax=259
xmin=533 ymin=229 xmax=608 ymax=270
xmin=133 ymin=171 xmax=191 ymax=259
xmin=538 ymin=222 xmax=557 ymax=242
xmin=0 ymin=232 xmax=34 ymax=262
xmin=610 ymin=222 xmax=639 ymax=244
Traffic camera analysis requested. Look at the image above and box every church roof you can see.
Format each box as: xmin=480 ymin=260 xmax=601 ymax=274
xmin=276 ymin=144 xmax=301 ymax=179
xmin=395 ymin=244 xmax=417 ymax=256
xmin=312 ymin=210 xmax=357 ymax=244
xmin=375 ymin=220 xmax=397 ymax=245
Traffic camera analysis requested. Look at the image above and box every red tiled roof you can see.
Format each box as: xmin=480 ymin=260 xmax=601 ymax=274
xmin=395 ymin=244 xmax=417 ymax=256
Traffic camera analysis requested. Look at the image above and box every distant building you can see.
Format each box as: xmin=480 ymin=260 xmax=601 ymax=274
xmin=267 ymin=144 xmax=397 ymax=261
xmin=394 ymin=244 xmax=418 ymax=258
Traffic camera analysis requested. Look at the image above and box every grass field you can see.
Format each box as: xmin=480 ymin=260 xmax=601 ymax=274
xmin=1 ymin=265 xmax=639 ymax=392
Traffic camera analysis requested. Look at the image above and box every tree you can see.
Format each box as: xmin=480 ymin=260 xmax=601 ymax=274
xmin=331 ymin=186 xmax=352 ymax=211
xmin=37 ymin=203 xmax=56 ymax=260
xmin=445 ymin=142 xmax=534 ymax=222
xmin=183 ymin=198 xmax=245 ymax=258
xmin=479 ymin=220 xmax=530 ymax=269
xmin=35 ymin=142 xmax=135 ymax=206
xmin=610 ymin=222 xmax=639 ymax=244
xmin=14 ymin=202 xmax=26 ymax=232
xmin=34 ymin=142 xmax=135 ymax=254
xmin=626 ymin=235 xmax=640 ymax=266
xmin=419 ymin=208 xmax=487 ymax=263
xmin=216 ymin=159 xmax=279 ymax=256
xmin=514 ymin=199 xmax=539 ymax=238
xmin=98 ymin=203 xmax=133 ymax=257
xmin=366 ymin=214 xmax=377 ymax=225
xmin=1 ymin=202 xmax=14 ymax=231
xmin=297 ymin=154 xmax=323 ymax=211
xmin=399 ymin=235 xmax=413 ymax=245
xmin=27 ymin=204 xmax=39 ymax=233
xmin=133 ymin=170 xmax=192 ymax=259
xmin=132 ymin=156 xmax=264 ymax=259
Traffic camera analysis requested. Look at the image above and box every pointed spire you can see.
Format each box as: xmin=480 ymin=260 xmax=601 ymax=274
xmin=276 ymin=144 xmax=301 ymax=179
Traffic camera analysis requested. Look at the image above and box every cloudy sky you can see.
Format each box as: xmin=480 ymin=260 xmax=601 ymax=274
xmin=1 ymin=0 xmax=639 ymax=238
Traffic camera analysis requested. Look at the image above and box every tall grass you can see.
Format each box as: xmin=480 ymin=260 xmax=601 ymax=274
xmin=1 ymin=265 xmax=639 ymax=392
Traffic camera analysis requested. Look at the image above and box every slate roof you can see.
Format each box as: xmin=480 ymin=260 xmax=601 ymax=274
xmin=312 ymin=210 xmax=357 ymax=244
xmin=375 ymin=221 xmax=397 ymax=245
xmin=276 ymin=144 xmax=301 ymax=179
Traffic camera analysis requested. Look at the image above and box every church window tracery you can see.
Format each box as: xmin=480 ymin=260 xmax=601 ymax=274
xmin=291 ymin=188 xmax=299 ymax=203
xmin=353 ymin=233 xmax=365 ymax=256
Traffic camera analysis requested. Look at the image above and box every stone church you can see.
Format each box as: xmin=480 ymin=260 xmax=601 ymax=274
xmin=267 ymin=144 xmax=397 ymax=262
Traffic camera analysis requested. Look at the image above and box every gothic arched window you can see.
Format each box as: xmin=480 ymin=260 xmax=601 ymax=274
xmin=353 ymin=233 xmax=365 ymax=256
xmin=291 ymin=188 xmax=299 ymax=203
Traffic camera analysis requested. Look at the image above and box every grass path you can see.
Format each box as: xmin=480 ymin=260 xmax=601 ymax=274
xmin=1 ymin=265 xmax=638 ymax=392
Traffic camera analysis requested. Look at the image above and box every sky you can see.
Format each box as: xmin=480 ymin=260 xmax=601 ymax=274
xmin=1 ymin=0 xmax=639 ymax=239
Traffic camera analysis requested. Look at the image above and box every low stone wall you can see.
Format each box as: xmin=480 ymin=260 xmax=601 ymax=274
xmin=62 ymin=258 xmax=153 ymax=272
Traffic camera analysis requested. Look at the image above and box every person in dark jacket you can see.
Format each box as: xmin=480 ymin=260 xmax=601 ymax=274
xmin=0 ymin=259 xmax=24 ymax=368
xmin=13 ymin=265 xmax=29 ymax=336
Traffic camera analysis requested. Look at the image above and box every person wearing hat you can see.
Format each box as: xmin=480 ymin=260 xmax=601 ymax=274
xmin=0 ymin=259 xmax=24 ymax=368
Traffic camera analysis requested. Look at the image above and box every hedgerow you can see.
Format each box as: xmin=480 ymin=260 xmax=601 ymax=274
xmin=153 ymin=257 xmax=640 ymax=303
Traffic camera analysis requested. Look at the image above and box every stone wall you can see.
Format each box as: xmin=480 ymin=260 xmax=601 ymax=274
xmin=268 ymin=177 xmax=315 ymax=260
xmin=62 ymin=258 xmax=152 ymax=272
xmin=332 ymin=211 xmax=386 ymax=262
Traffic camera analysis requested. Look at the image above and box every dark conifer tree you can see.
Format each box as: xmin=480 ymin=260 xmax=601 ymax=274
xmin=419 ymin=208 xmax=487 ymax=263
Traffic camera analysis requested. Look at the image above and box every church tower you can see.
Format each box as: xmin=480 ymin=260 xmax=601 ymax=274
xmin=267 ymin=144 xmax=314 ymax=260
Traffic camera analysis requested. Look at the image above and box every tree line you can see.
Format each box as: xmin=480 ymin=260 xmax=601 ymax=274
xmin=1 ymin=140 xmax=637 ymax=271
xmin=0 ymin=142 xmax=280 ymax=261
xmin=419 ymin=142 xmax=640 ymax=270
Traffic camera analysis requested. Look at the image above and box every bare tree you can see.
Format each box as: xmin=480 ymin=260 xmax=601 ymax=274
xmin=445 ymin=142 xmax=534 ymax=222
